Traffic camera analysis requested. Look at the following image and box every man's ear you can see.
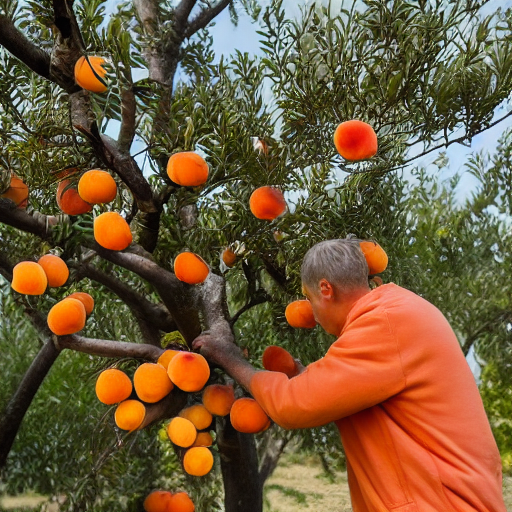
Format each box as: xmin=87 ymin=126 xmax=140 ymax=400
xmin=319 ymin=279 xmax=334 ymax=299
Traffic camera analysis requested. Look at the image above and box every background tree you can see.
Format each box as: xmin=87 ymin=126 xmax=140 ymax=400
xmin=1 ymin=0 xmax=512 ymax=510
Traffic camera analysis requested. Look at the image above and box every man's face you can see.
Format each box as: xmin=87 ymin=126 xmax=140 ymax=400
xmin=302 ymin=282 xmax=340 ymax=336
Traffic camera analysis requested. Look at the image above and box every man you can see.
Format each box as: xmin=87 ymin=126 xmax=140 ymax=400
xmin=193 ymin=239 xmax=506 ymax=512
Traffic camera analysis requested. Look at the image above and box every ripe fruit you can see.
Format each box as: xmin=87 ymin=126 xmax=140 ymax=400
xmin=47 ymin=298 xmax=86 ymax=335
xmin=202 ymin=384 xmax=236 ymax=416
xmin=94 ymin=211 xmax=133 ymax=251
xmin=359 ymin=240 xmax=388 ymax=274
xmin=143 ymin=490 xmax=173 ymax=512
xmin=262 ymin=346 xmax=299 ymax=378
xmin=168 ymin=492 xmax=195 ymax=512
xmin=95 ymin=368 xmax=133 ymax=405
xmin=192 ymin=432 xmax=213 ymax=448
xmin=249 ymin=186 xmax=287 ymax=220
xmin=179 ymin=405 xmax=212 ymax=430
xmin=1 ymin=175 xmax=29 ymax=208
xmin=221 ymin=248 xmax=236 ymax=267
xmin=134 ymin=363 xmax=174 ymax=403
xmin=333 ymin=120 xmax=378 ymax=161
xmin=78 ymin=170 xmax=117 ymax=204
xmin=285 ymin=300 xmax=317 ymax=329
xmin=168 ymin=352 xmax=210 ymax=392
xmin=38 ymin=254 xmax=69 ymax=288
xmin=157 ymin=349 xmax=180 ymax=370
xmin=115 ymin=399 xmax=146 ymax=431
xmin=66 ymin=292 xmax=94 ymax=315
xmin=11 ymin=261 xmax=47 ymax=295
xmin=167 ymin=417 xmax=197 ymax=448
xmin=230 ymin=397 xmax=270 ymax=434
xmin=173 ymin=252 xmax=209 ymax=285
xmin=183 ymin=447 xmax=214 ymax=477
xmin=56 ymin=179 xmax=92 ymax=216
xmin=167 ymin=152 xmax=209 ymax=187
xmin=74 ymin=55 xmax=108 ymax=93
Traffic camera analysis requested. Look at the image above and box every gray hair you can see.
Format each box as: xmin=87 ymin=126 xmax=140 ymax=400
xmin=301 ymin=239 xmax=369 ymax=292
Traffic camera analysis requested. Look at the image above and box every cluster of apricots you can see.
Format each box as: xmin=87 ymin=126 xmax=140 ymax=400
xmin=10 ymin=254 xmax=94 ymax=335
xmin=54 ymin=168 xmax=134 ymax=252
xmin=143 ymin=489 xmax=195 ymax=512
xmin=95 ymin=347 xmax=274 ymax=488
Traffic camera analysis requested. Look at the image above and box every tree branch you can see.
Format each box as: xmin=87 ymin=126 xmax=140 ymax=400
xmin=183 ymin=0 xmax=232 ymax=39
xmin=92 ymin=246 xmax=202 ymax=343
xmin=0 ymin=339 xmax=61 ymax=469
xmin=229 ymin=291 xmax=269 ymax=327
xmin=57 ymin=334 xmax=164 ymax=360
xmin=258 ymin=435 xmax=288 ymax=486
xmin=197 ymin=272 xmax=234 ymax=343
xmin=0 ymin=15 xmax=51 ymax=79
xmin=0 ymin=200 xmax=54 ymax=240
xmin=119 ymin=87 xmax=137 ymax=152
xmin=73 ymin=261 xmax=177 ymax=342
xmin=174 ymin=0 xmax=197 ymax=30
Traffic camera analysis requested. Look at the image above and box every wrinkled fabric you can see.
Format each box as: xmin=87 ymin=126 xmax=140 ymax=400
xmin=250 ymin=284 xmax=505 ymax=512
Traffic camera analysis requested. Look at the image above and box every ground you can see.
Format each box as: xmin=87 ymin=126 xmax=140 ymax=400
xmin=1 ymin=456 xmax=512 ymax=511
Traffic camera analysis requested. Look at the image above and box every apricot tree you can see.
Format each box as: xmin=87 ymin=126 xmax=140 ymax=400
xmin=1 ymin=0 xmax=512 ymax=510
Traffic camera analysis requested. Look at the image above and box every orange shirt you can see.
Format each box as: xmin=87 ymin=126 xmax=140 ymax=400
xmin=250 ymin=284 xmax=506 ymax=512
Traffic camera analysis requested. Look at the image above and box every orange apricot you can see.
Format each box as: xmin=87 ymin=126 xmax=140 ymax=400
xmin=202 ymin=384 xmax=236 ymax=416
xmin=179 ymin=405 xmax=212 ymax=430
xmin=285 ymin=300 xmax=317 ymax=329
xmin=221 ymin=247 xmax=236 ymax=267
xmin=192 ymin=432 xmax=213 ymax=448
xmin=249 ymin=186 xmax=287 ymax=220
xmin=167 ymin=417 xmax=197 ymax=448
xmin=143 ymin=490 xmax=173 ymax=512
xmin=94 ymin=211 xmax=133 ymax=251
xmin=56 ymin=179 xmax=92 ymax=216
xmin=78 ymin=170 xmax=117 ymax=204
xmin=11 ymin=261 xmax=47 ymax=295
xmin=359 ymin=240 xmax=388 ymax=274
xmin=115 ymin=399 xmax=146 ymax=431
xmin=95 ymin=368 xmax=133 ymax=405
xmin=168 ymin=492 xmax=195 ymax=512
xmin=183 ymin=447 xmax=214 ymax=477
xmin=230 ymin=397 xmax=270 ymax=434
xmin=66 ymin=292 xmax=94 ymax=315
xmin=167 ymin=152 xmax=209 ymax=187
xmin=173 ymin=252 xmax=209 ymax=285
xmin=333 ymin=120 xmax=378 ymax=161
xmin=168 ymin=352 xmax=210 ymax=392
xmin=157 ymin=349 xmax=180 ymax=370
xmin=74 ymin=55 xmax=108 ymax=93
xmin=134 ymin=363 xmax=174 ymax=403
xmin=1 ymin=175 xmax=29 ymax=208
xmin=47 ymin=298 xmax=86 ymax=335
xmin=262 ymin=345 xmax=299 ymax=378
xmin=37 ymin=254 xmax=69 ymax=288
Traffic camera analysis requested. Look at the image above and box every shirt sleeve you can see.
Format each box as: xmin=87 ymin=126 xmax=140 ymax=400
xmin=249 ymin=309 xmax=406 ymax=429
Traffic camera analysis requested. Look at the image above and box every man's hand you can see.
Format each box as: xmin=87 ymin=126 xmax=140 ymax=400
xmin=192 ymin=332 xmax=257 ymax=392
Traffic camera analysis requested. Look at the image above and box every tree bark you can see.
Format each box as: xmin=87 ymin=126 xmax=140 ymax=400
xmin=0 ymin=339 xmax=60 ymax=469
xmin=218 ymin=418 xmax=263 ymax=512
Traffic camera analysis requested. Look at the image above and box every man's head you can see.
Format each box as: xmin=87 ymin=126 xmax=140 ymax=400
xmin=301 ymin=239 xmax=370 ymax=335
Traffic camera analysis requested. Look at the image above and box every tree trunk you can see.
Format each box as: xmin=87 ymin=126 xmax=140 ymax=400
xmin=218 ymin=418 xmax=263 ymax=512
xmin=0 ymin=338 xmax=60 ymax=468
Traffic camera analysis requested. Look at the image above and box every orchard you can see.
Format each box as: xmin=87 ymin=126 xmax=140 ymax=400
xmin=1 ymin=0 xmax=512 ymax=511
